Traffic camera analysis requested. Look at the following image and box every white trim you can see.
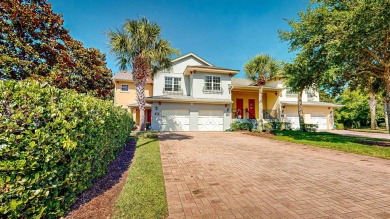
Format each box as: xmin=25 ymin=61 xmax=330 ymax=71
xmin=172 ymin=53 xmax=213 ymax=66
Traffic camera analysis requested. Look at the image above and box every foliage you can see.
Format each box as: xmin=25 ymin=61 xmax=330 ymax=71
xmin=336 ymin=89 xmax=371 ymax=128
xmin=335 ymin=123 xmax=344 ymax=130
xmin=107 ymin=17 xmax=179 ymax=130
xmin=0 ymin=80 xmax=133 ymax=218
xmin=300 ymin=123 xmax=318 ymax=132
xmin=114 ymin=136 xmax=167 ymax=219
xmin=279 ymin=0 xmax=390 ymax=132
xmin=273 ymin=131 xmax=390 ymax=160
xmin=265 ymin=121 xmax=292 ymax=131
xmin=0 ymin=0 xmax=113 ymax=99
xmin=244 ymin=54 xmax=282 ymax=85
xmin=229 ymin=122 xmax=253 ymax=131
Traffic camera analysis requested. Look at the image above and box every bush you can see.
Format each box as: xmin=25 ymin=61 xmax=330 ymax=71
xmin=379 ymin=123 xmax=387 ymax=128
xmin=301 ymin=123 xmax=318 ymax=132
xmin=266 ymin=121 xmax=292 ymax=131
xmin=0 ymin=80 xmax=133 ymax=218
xmin=335 ymin=123 xmax=344 ymax=130
xmin=229 ymin=122 xmax=253 ymax=131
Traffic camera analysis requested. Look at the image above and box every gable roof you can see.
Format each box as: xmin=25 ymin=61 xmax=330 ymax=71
xmin=184 ymin=65 xmax=239 ymax=76
xmin=111 ymin=71 xmax=153 ymax=83
xmin=172 ymin=53 xmax=213 ymax=66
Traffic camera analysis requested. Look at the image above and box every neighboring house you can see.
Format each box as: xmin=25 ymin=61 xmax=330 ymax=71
xmin=112 ymin=71 xmax=154 ymax=126
xmin=113 ymin=53 xmax=341 ymax=131
xmin=230 ymin=78 xmax=341 ymax=130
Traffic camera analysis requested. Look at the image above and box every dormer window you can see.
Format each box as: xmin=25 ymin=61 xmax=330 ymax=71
xmin=164 ymin=77 xmax=182 ymax=93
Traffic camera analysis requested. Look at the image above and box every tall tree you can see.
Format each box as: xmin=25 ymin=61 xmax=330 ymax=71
xmin=284 ymin=58 xmax=316 ymax=131
xmin=108 ymin=17 xmax=178 ymax=130
xmin=280 ymin=0 xmax=390 ymax=133
xmin=0 ymin=0 xmax=114 ymax=99
xmin=244 ymin=54 xmax=281 ymax=131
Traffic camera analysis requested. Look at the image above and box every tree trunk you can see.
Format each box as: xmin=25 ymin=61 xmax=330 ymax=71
xmin=368 ymin=92 xmax=377 ymax=129
xmin=298 ymin=90 xmax=305 ymax=131
xmin=384 ymin=98 xmax=389 ymax=131
xmin=135 ymin=77 xmax=147 ymax=131
xmin=386 ymin=67 xmax=390 ymax=134
xmin=258 ymin=85 xmax=264 ymax=131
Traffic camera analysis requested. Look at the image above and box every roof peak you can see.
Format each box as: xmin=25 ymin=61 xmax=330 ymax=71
xmin=172 ymin=53 xmax=213 ymax=66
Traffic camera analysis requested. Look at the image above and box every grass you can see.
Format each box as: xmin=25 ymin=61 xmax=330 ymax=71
xmin=349 ymin=128 xmax=388 ymax=134
xmin=272 ymin=130 xmax=390 ymax=160
xmin=114 ymin=132 xmax=168 ymax=219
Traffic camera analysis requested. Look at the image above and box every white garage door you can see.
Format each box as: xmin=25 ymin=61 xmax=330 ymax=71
xmin=286 ymin=113 xmax=300 ymax=129
xmin=161 ymin=110 xmax=190 ymax=131
xmin=311 ymin=114 xmax=328 ymax=130
xmin=198 ymin=110 xmax=224 ymax=131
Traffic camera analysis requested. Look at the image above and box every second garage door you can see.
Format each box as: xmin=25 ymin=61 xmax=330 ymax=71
xmin=198 ymin=110 xmax=224 ymax=131
xmin=161 ymin=110 xmax=190 ymax=131
xmin=311 ymin=114 xmax=328 ymax=130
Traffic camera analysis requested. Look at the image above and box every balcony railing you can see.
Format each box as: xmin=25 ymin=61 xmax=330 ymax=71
xmin=203 ymin=87 xmax=223 ymax=94
xmin=163 ymin=88 xmax=183 ymax=94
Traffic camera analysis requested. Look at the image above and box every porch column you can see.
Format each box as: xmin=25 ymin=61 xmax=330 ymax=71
xmin=258 ymin=86 xmax=264 ymax=130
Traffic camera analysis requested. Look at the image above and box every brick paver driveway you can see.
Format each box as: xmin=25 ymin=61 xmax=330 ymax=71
xmin=159 ymin=132 xmax=390 ymax=219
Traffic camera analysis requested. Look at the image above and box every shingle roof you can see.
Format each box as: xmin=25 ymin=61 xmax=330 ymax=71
xmin=112 ymin=71 xmax=153 ymax=83
xmin=146 ymin=95 xmax=232 ymax=104
xmin=231 ymin=78 xmax=255 ymax=86
xmin=281 ymin=101 xmax=343 ymax=107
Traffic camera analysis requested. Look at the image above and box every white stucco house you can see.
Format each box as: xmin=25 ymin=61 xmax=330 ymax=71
xmin=146 ymin=53 xmax=237 ymax=131
xmin=114 ymin=53 xmax=341 ymax=131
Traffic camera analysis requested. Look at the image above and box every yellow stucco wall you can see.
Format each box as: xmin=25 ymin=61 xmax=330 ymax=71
xmin=265 ymin=92 xmax=279 ymax=110
xmin=231 ymin=90 xmax=259 ymax=119
xmin=114 ymin=81 xmax=153 ymax=110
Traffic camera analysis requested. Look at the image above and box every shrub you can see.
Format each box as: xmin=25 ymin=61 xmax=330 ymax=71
xmin=335 ymin=123 xmax=344 ymax=130
xmin=266 ymin=121 xmax=292 ymax=131
xmin=379 ymin=123 xmax=387 ymax=128
xmin=301 ymin=123 xmax=318 ymax=132
xmin=0 ymin=80 xmax=133 ymax=218
xmin=230 ymin=122 xmax=253 ymax=131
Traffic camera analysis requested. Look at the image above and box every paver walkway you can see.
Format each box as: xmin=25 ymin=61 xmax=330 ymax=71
xmin=325 ymin=130 xmax=390 ymax=140
xmin=159 ymin=132 xmax=390 ymax=219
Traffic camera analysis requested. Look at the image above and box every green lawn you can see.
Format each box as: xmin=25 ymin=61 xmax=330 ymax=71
xmin=114 ymin=133 xmax=168 ymax=219
xmin=349 ymin=128 xmax=389 ymax=134
xmin=273 ymin=130 xmax=390 ymax=160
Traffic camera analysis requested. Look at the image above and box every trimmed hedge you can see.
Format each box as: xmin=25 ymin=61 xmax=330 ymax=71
xmin=229 ymin=122 xmax=253 ymax=131
xmin=0 ymin=80 xmax=133 ymax=218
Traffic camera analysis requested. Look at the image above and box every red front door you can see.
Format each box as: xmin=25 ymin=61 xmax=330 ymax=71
xmin=248 ymin=99 xmax=256 ymax=119
xmin=236 ymin=99 xmax=243 ymax=118
xmin=147 ymin=109 xmax=152 ymax=123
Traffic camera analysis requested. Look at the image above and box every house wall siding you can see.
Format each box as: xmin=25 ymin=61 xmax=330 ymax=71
xmin=114 ymin=82 xmax=153 ymax=110
xmin=191 ymin=72 xmax=231 ymax=99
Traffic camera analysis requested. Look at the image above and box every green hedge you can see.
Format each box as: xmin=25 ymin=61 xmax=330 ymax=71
xmin=0 ymin=80 xmax=133 ymax=218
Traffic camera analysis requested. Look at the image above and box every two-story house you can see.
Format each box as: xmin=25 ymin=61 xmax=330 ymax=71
xmin=113 ymin=53 xmax=341 ymax=131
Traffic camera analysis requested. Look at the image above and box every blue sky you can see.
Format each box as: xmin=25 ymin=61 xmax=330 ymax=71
xmin=49 ymin=0 xmax=308 ymax=78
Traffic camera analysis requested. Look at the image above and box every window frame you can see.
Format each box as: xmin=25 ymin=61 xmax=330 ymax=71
xmin=164 ymin=77 xmax=182 ymax=92
xmin=204 ymin=75 xmax=221 ymax=91
xmin=121 ymin=84 xmax=129 ymax=92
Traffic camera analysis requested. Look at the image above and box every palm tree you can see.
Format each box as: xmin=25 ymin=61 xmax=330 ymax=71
xmin=244 ymin=54 xmax=281 ymax=131
xmin=108 ymin=17 xmax=179 ymax=130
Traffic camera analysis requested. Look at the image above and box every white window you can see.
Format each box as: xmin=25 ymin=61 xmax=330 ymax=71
xmin=204 ymin=76 xmax=221 ymax=91
xmin=121 ymin=84 xmax=129 ymax=92
xmin=164 ymin=77 xmax=181 ymax=92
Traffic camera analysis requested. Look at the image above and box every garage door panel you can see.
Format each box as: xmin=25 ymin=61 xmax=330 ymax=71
xmin=311 ymin=116 xmax=327 ymax=129
xmin=161 ymin=110 xmax=189 ymax=131
xmin=198 ymin=110 xmax=224 ymax=131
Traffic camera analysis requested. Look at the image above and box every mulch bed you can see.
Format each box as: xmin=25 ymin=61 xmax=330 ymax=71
xmin=241 ymin=131 xmax=276 ymax=139
xmin=65 ymin=139 xmax=136 ymax=219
